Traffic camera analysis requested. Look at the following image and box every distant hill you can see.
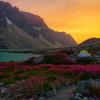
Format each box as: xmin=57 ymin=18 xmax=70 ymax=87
xmin=78 ymin=38 xmax=100 ymax=51
xmin=79 ymin=38 xmax=100 ymax=46
xmin=0 ymin=1 xmax=76 ymax=50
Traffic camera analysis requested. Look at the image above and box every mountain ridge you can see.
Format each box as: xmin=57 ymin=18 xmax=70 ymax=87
xmin=79 ymin=38 xmax=100 ymax=46
xmin=0 ymin=1 xmax=76 ymax=49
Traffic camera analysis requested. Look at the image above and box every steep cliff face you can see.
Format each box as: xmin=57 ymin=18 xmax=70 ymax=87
xmin=0 ymin=1 xmax=76 ymax=49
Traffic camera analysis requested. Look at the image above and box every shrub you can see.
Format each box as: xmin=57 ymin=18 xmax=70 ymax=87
xmin=41 ymin=82 xmax=52 ymax=91
xmin=76 ymin=57 xmax=95 ymax=64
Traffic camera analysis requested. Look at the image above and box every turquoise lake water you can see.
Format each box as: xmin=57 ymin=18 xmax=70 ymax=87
xmin=0 ymin=52 xmax=34 ymax=62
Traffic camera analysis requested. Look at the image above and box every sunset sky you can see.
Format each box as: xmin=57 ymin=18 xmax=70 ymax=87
xmin=3 ymin=0 xmax=100 ymax=43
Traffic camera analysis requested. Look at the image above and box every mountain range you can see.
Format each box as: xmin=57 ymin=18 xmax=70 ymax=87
xmin=0 ymin=1 xmax=76 ymax=50
xmin=79 ymin=38 xmax=100 ymax=48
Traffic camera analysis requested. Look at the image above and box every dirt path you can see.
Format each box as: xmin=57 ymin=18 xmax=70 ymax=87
xmin=53 ymin=85 xmax=76 ymax=100
xmin=40 ymin=85 xmax=76 ymax=100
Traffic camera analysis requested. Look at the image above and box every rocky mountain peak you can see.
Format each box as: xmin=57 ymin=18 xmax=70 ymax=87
xmin=0 ymin=1 xmax=76 ymax=49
